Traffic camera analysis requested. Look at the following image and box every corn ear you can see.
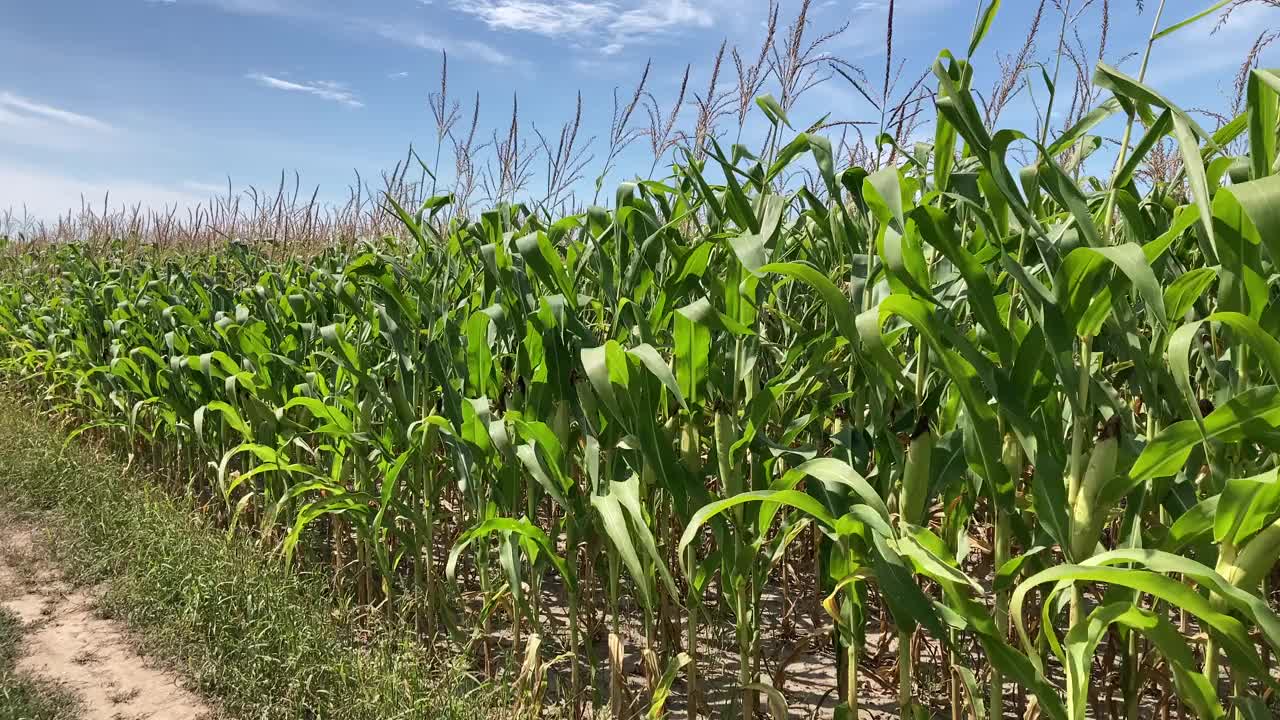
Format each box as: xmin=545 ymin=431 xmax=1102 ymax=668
xmin=899 ymin=417 xmax=933 ymax=527
xmin=1069 ymin=417 xmax=1120 ymax=562
xmin=714 ymin=410 xmax=740 ymax=497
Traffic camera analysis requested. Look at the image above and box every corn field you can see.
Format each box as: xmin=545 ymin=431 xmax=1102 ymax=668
xmin=4 ymin=4 xmax=1280 ymax=719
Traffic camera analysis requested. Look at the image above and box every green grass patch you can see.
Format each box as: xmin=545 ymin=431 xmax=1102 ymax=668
xmin=0 ymin=393 xmax=508 ymax=720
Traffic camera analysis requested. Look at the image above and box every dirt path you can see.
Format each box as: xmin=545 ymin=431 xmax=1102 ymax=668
xmin=0 ymin=517 xmax=214 ymax=720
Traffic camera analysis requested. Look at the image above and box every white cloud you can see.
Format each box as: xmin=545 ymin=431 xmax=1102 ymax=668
xmin=0 ymin=92 xmax=118 ymax=153
xmin=197 ymin=0 xmax=299 ymax=15
xmin=0 ymin=92 xmax=115 ymax=133
xmin=389 ymin=70 xmax=411 ymax=78
xmin=610 ymin=0 xmax=711 ymax=36
xmin=0 ymin=165 xmax=207 ymax=223
xmin=451 ymin=0 xmax=713 ymax=52
xmin=247 ymin=73 xmax=364 ymax=107
xmin=453 ymin=0 xmax=613 ymax=35
xmin=181 ymin=179 xmax=235 ymax=195
xmin=140 ymin=0 xmax=523 ymax=66
xmin=460 ymin=38 xmax=516 ymax=65
xmin=374 ymin=24 xmax=515 ymax=65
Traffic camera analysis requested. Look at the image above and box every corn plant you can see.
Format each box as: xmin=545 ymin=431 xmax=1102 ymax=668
xmin=3 ymin=3 xmax=1280 ymax=719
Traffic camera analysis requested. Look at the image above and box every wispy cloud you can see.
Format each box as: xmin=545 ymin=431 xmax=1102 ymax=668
xmin=388 ymin=70 xmax=411 ymax=79
xmin=610 ymin=0 xmax=712 ymax=37
xmin=1145 ymin=3 xmax=1280 ymax=91
xmin=450 ymin=0 xmax=713 ymax=52
xmin=460 ymin=38 xmax=515 ymax=65
xmin=452 ymin=0 xmax=612 ymax=35
xmin=826 ymin=0 xmax=955 ymax=57
xmin=246 ymin=73 xmax=364 ymax=107
xmin=373 ymin=24 xmax=515 ymax=65
xmin=181 ymin=179 xmax=235 ymax=195
xmin=139 ymin=0 xmax=303 ymax=14
xmin=0 ymin=92 xmax=115 ymax=133
xmin=167 ymin=0 xmax=520 ymax=66
xmin=190 ymin=0 xmax=300 ymax=15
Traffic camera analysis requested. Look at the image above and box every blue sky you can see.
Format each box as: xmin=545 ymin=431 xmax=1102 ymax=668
xmin=1 ymin=0 xmax=1277 ymax=221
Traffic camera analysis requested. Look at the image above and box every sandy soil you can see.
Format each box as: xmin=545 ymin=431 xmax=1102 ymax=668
xmin=0 ymin=517 xmax=213 ymax=720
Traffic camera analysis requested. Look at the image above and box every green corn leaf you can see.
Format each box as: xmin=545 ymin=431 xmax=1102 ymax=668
xmin=1163 ymin=268 xmax=1218 ymax=321
xmin=591 ymin=490 xmax=655 ymax=610
xmin=1065 ymin=603 xmax=1224 ymax=720
xmin=966 ymin=0 xmax=1001 ymax=57
xmin=1127 ymin=386 xmax=1280 ymax=485
xmin=1013 ymin=563 xmax=1264 ymax=680
xmin=1153 ymin=0 xmax=1233 ymax=40
xmin=1168 ymin=313 xmax=1280 ymax=438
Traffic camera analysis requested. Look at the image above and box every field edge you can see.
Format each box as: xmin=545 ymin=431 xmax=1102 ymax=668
xmin=0 ymin=390 xmax=510 ymax=720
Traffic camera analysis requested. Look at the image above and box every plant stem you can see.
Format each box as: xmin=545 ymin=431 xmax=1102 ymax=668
xmin=1068 ymin=334 xmax=1094 ymax=633
xmin=899 ymin=627 xmax=914 ymax=718
xmin=992 ymin=508 xmax=1011 ymax=719
xmin=738 ymin=577 xmax=755 ymax=720
xmin=685 ymin=545 xmax=700 ymax=719
xmin=846 ymin=633 xmax=860 ymax=717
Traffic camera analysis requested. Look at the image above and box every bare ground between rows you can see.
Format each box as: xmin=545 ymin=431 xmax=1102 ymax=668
xmin=466 ymin=575 xmax=928 ymax=719
xmin=0 ymin=512 xmax=214 ymax=720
